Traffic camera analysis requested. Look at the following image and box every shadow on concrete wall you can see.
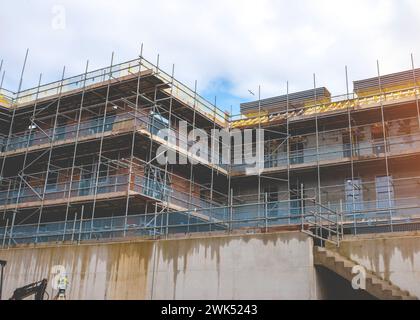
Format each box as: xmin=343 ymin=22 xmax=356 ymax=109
xmin=316 ymin=266 xmax=377 ymax=300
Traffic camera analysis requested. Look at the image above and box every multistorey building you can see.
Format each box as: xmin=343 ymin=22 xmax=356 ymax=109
xmin=0 ymin=56 xmax=419 ymax=246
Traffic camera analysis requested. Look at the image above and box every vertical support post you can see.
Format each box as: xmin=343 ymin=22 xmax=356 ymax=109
xmin=90 ymin=53 xmax=114 ymax=234
xmin=209 ymin=99 xmax=218 ymax=232
xmin=78 ymin=205 xmax=85 ymax=244
xmin=257 ymin=85 xmax=262 ymax=223
xmin=62 ymin=60 xmax=89 ymax=242
xmin=188 ymin=80 xmax=198 ymax=213
xmin=377 ymin=60 xmax=393 ymax=232
xmin=345 ymin=65 xmax=350 ymax=100
xmin=340 ymin=199 xmax=344 ymax=238
xmin=2 ymin=218 xmax=8 ymax=249
xmin=6 ymin=50 xmax=30 ymax=246
xmin=313 ymin=74 xmax=322 ymax=207
xmin=229 ymin=188 xmax=233 ymax=232
xmin=411 ymin=54 xmax=420 ymax=129
xmin=286 ymin=81 xmax=291 ymax=225
xmin=300 ymin=183 xmax=304 ymax=231
xmin=35 ymin=66 xmax=66 ymax=243
xmin=154 ymin=202 xmax=158 ymax=239
xmin=346 ymin=65 xmax=357 ymax=235
xmin=227 ymin=104 xmax=233 ymax=226
xmin=164 ymin=63 xmax=175 ymax=239
xmin=328 ymin=201 xmax=331 ymax=239
xmin=147 ymin=88 xmax=158 ymax=229
xmin=336 ymin=202 xmax=340 ymax=246
xmin=0 ymin=260 xmax=6 ymax=301
xmin=264 ymin=192 xmax=268 ymax=232
xmin=7 ymin=73 xmax=42 ymax=244
xmin=124 ymin=45 xmax=144 ymax=237
xmin=0 ymin=49 xmax=29 ymax=181
xmin=71 ymin=211 xmax=77 ymax=243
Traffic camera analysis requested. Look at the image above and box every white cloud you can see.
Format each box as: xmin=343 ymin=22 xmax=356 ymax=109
xmin=1 ymin=0 xmax=419 ymax=113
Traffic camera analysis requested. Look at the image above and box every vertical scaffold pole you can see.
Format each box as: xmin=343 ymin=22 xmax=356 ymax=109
xmin=62 ymin=60 xmax=89 ymax=242
xmin=6 ymin=49 xmax=29 ymax=247
xmin=346 ymin=66 xmax=357 ymax=235
xmin=257 ymin=85 xmax=262 ymax=225
xmin=286 ymin=81 xmax=291 ymax=225
xmin=377 ymin=60 xmax=393 ymax=233
xmin=90 ymin=52 xmax=114 ymax=237
xmin=164 ymin=63 xmax=175 ymax=238
xmin=35 ymin=66 xmax=66 ymax=243
xmin=411 ymin=54 xmax=420 ymax=129
xmin=124 ymin=44 xmax=144 ymax=237
xmin=188 ymin=80 xmax=198 ymax=234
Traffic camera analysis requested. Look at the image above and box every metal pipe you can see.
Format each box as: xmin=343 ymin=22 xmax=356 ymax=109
xmin=2 ymin=218 xmax=8 ymax=249
xmin=411 ymin=54 xmax=420 ymax=129
xmin=90 ymin=53 xmax=114 ymax=233
xmin=78 ymin=205 xmax=84 ymax=244
xmin=124 ymin=46 xmax=144 ymax=237
xmin=35 ymin=66 xmax=66 ymax=243
xmin=377 ymin=60 xmax=393 ymax=232
xmin=0 ymin=259 xmax=6 ymax=300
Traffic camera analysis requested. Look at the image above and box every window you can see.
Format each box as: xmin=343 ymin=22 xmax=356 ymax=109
xmin=54 ymin=118 xmax=67 ymax=141
xmin=79 ymin=166 xmax=93 ymax=196
xmin=263 ymin=185 xmax=279 ymax=218
xmin=104 ymin=114 xmax=116 ymax=132
xmin=371 ymin=124 xmax=388 ymax=155
xmin=376 ymin=176 xmax=394 ymax=209
xmin=343 ymin=132 xmax=352 ymax=158
xmin=345 ymin=178 xmax=363 ymax=212
xmin=290 ymin=142 xmax=304 ymax=164
xmin=290 ymin=184 xmax=304 ymax=217
xmin=342 ymin=130 xmax=359 ymax=158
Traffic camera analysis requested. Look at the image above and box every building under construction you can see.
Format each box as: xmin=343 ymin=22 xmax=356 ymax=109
xmin=1 ymin=54 xmax=420 ymax=299
xmin=0 ymin=55 xmax=420 ymax=247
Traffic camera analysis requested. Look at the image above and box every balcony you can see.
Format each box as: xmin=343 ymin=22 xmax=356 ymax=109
xmin=0 ymin=111 xmax=228 ymax=174
xmin=0 ymin=112 xmax=139 ymax=154
xmin=3 ymin=191 xmax=420 ymax=247
xmin=0 ymin=166 xmax=224 ymax=213
xmin=232 ymin=131 xmax=420 ymax=175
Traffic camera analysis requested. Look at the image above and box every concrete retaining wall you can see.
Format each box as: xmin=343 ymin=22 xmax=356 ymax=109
xmin=0 ymin=231 xmax=321 ymax=300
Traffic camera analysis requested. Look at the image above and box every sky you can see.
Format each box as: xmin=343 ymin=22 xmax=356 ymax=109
xmin=1 ymin=0 xmax=420 ymax=115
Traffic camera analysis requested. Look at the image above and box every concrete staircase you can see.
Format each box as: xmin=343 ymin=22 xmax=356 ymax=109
xmin=314 ymin=246 xmax=418 ymax=300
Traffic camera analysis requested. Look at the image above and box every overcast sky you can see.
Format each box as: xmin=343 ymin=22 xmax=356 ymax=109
xmin=1 ymin=0 xmax=420 ymax=114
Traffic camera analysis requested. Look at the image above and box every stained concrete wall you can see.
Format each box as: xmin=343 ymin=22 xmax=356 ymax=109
xmin=0 ymin=231 xmax=322 ymax=300
xmin=330 ymin=231 xmax=420 ymax=298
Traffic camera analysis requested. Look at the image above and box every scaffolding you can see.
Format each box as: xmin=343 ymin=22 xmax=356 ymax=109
xmin=1 ymin=52 xmax=420 ymax=248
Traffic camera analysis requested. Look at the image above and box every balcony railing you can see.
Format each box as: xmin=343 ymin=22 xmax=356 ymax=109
xmin=0 ymin=112 xmax=137 ymax=153
xmin=0 ymin=111 xmax=229 ymax=172
xmin=0 ymin=199 xmax=341 ymax=246
xmin=232 ymin=132 xmax=420 ymax=173
xmin=2 ymin=187 xmax=420 ymax=247
xmin=0 ymin=170 xmax=224 ymax=214
xmin=2 ymin=57 xmax=227 ymax=125
xmin=0 ymin=174 xmax=129 ymax=207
